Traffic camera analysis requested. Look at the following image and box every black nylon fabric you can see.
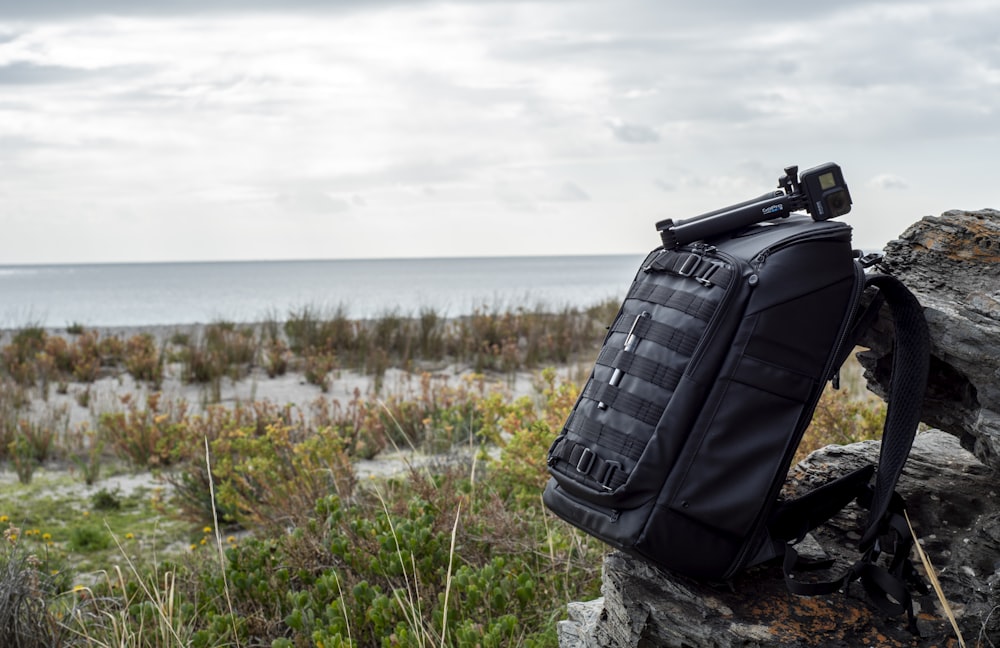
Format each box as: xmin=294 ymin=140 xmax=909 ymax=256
xmin=544 ymin=216 xmax=861 ymax=569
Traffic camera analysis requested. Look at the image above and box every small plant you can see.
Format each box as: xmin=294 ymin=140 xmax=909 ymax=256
xmin=1 ymin=325 xmax=47 ymax=387
xmin=0 ymin=525 xmax=70 ymax=648
xmin=69 ymin=329 xmax=102 ymax=382
xmin=70 ymin=423 xmax=104 ymax=486
xmin=303 ymin=350 xmax=337 ymax=392
xmin=68 ymin=524 xmax=112 ymax=552
xmin=91 ymin=487 xmax=122 ymax=511
xmin=123 ymin=333 xmax=164 ymax=387
xmin=9 ymin=433 xmax=38 ymax=485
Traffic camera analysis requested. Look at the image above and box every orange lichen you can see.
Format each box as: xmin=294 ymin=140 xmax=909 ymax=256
xmin=910 ymin=215 xmax=1000 ymax=263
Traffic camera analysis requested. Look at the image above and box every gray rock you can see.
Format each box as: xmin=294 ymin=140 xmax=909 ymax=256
xmin=858 ymin=208 xmax=1000 ymax=471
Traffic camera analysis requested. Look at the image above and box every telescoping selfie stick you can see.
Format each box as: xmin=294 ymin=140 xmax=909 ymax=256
xmin=655 ymin=163 xmax=853 ymax=250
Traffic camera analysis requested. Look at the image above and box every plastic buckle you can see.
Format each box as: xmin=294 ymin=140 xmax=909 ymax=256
xmin=677 ymin=253 xmax=700 ymax=277
xmin=599 ymin=461 xmax=622 ymax=491
xmin=858 ymin=251 xmax=884 ymax=269
xmin=696 ymin=263 xmax=719 ymax=287
xmin=576 ymin=447 xmax=595 ymax=474
xmin=642 ymin=249 xmax=667 ymax=273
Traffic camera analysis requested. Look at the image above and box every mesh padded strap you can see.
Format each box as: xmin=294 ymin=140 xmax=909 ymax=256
xmin=861 ymin=274 xmax=930 ymax=548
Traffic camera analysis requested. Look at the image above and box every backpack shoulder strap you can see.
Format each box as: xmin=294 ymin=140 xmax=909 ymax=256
xmin=770 ymin=269 xmax=930 ymax=632
xmin=860 ymin=273 xmax=930 ymax=547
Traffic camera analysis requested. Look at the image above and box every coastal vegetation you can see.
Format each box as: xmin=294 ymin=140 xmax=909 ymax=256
xmin=0 ymin=302 xmax=885 ymax=647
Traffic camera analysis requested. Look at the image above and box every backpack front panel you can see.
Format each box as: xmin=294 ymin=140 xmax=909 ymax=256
xmin=544 ymin=217 xmax=861 ymax=579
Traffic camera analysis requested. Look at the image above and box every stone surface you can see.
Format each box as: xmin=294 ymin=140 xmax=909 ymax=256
xmin=558 ymin=210 xmax=1000 ymax=648
xmin=858 ymin=208 xmax=1000 ymax=471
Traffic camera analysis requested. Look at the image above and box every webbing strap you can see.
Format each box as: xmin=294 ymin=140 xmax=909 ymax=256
xmin=582 ymin=381 xmax=662 ymax=426
xmin=596 ymin=346 xmax=683 ymax=392
xmin=565 ymin=412 xmax=646 ymax=461
xmin=548 ymin=437 xmax=628 ymax=491
xmin=609 ymin=314 xmax=699 ymax=356
xmin=628 ymin=283 xmax=719 ymax=321
xmin=769 ymin=465 xmax=875 ymax=543
xmin=781 ymin=488 xmax=923 ymax=635
xmin=643 ymin=250 xmax=733 ymax=287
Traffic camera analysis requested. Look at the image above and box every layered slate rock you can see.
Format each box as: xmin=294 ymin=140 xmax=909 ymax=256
xmin=558 ymin=209 xmax=1000 ymax=647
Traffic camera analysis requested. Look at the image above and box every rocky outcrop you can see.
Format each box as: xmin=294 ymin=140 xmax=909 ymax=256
xmin=859 ymin=208 xmax=1000 ymax=471
xmin=558 ymin=210 xmax=1000 ymax=647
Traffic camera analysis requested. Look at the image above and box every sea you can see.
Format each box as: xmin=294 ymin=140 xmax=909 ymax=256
xmin=0 ymin=255 xmax=642 ymax=329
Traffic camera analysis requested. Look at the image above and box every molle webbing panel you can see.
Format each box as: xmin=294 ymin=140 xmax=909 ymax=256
xmin=547 ymin=245 xmax=738 ymax=495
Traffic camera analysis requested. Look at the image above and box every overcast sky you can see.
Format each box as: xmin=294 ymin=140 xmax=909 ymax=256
xmin=1 ymin=0 xmax=997 ymax=264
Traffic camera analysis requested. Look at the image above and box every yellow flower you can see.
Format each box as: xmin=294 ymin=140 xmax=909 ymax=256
xmin=227 ymin=536 xmax=237 ymax=544
xmin=42 ymin=533 xmax=52 ymax=541
xmin=189 ymin=544 xmax=197 ymax=551
xmin=202 ymin=526 xmax=213 ymax=534
xmin=72 ymin=585 xmax=86 ymax=592
xmin=82 ymin=511 xmax=90 ymax=517
xmin=200 ymin=537 xmax=207 ymax=545
xmin=0 ymin=515 xmax=8 ymax=523
xmin=125 ymin=533 xmax=135 ymax=540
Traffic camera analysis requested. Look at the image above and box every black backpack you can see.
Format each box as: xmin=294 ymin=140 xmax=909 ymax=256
xmin=543 ymin=163 xmax=930 ymax=629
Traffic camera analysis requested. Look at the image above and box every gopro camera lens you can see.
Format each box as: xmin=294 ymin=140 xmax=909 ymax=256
xmin=826 ymin=189 xmax=850 ymax=217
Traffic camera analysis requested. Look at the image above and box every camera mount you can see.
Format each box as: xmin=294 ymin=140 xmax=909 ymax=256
xmin=656 ymin=163 xmax=852 ymax=249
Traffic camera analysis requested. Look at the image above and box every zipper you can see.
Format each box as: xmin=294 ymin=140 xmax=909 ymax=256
xmin=820 ymin=260 xmax=867 ymax=388
xmin=684 ymin=248 xmax=744 ymax=374
xmin=751 ymin=227 xmax=852 ymax=271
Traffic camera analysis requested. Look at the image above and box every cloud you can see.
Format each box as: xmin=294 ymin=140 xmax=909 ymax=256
xmin=545 ymin=181 xmax=590 ymax=202
xmin=0 ymin=61 xmax=95 ymax=84
xmin=606 ymin=118 xmax=659 ymax=144
xmin=0 ymin=0 xmax=428 ymax=19
xmin=0 ymin=0 xmax=996 ymax=264
xmin=275 ymin=189 xmax=352 ymax=215
xmin=869 ymin=173 xmax=910 ymax=190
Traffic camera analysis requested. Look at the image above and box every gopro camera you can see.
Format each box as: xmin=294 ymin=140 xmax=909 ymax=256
xmin=657 ymin=161 xmax=854 ymax=249
xmin=799 ymin=163 xmax=852 ymax=221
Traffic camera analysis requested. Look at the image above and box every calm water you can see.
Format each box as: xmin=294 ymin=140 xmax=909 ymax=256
xmin=0 ymin=255 xmax=642 ymax=328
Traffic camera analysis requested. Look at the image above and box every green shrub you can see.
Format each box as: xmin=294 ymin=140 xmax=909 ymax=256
xmin=123 ymin=333 xmax=163 ymax=386
xmin=98 ymin=393 xmax=190 ymax=467
xmin=68 ymin=524 xmax=112 ymax=552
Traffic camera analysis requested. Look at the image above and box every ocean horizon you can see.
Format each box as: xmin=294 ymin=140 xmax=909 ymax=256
xmin=0 ymin=254 xmax=642 ymax=329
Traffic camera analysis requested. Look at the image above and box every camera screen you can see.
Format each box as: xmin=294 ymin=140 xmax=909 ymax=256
xmin=818 ymin=172 xmax=837 ymax=190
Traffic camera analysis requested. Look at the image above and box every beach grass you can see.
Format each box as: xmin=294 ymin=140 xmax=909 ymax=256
xmin=0 ymin=302 xmax=885 ymax=647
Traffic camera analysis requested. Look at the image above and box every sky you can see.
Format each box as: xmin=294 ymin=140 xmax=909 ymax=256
xmin=1 ymin=0 xmax=998 ymax=264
